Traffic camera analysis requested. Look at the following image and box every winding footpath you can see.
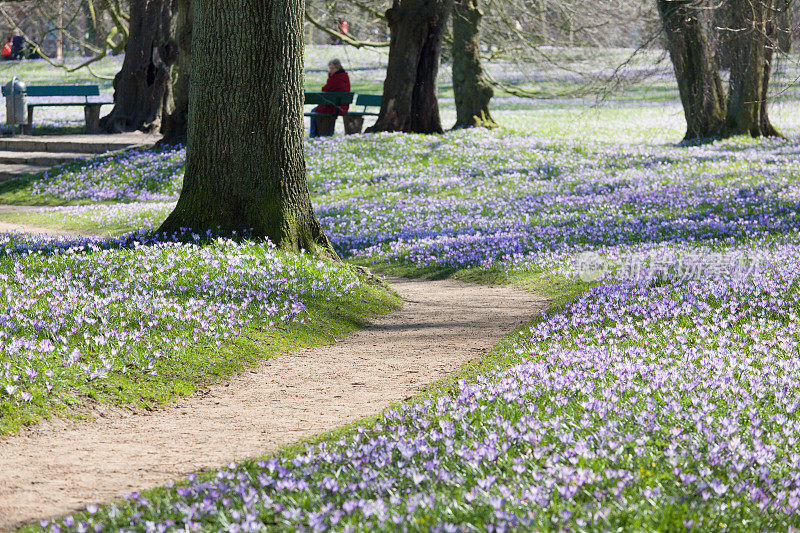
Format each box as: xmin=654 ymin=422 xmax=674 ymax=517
xmin=0 ymin=205 xmax=88 ymax=238
xmin=0 ymin=219 xmax=548 ymax=529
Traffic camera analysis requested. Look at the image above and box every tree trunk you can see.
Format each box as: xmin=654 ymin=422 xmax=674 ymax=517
xmin=100 ymin=0 xmax=178 ymax=133
xmin=365 ymin=0 xmax=451 ymax=134
xmin=724 ymin=0 xmax=780 ymax=137
xmin=160 ymin=0 xmax=191 ymax=145
xmin=777 ymin=0 xmax=793 ymax=53
xmin=657 ymin=0 xmax=727 ymax=141
xmin=83 ymin=1 xmax=102 ymax=50
xmin=158 ymin=0 xmax=336 ymax=258
xmin=452 ymin=0 xmax=495 ymax=129
xmin=56 ymin=1 xmax=63 ymax=60
xmin=709 ymin=1 xmax=734 ymax=69
xmin=538 ymin=0 xmax=547 ymax=44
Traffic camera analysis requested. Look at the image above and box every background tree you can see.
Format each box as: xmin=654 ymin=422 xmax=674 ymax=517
xmin=0 ymin=0 xmax=129 ymax=72
xmin=452 ymin=0 xmax=495 ymax=128
xmin=658 ymin=0 xmax=789 ymax=141
xmin=100 ymin=0 xmax=176 ymax=133
xmin=365 ymin=0 xmax=451 ymax=134
xmin=159 ymin=0 xmax=336 ymax=259
xmin=159 ymin=0 xmax=190 ymax=145
xmin=304 ymin=0 xmax=389 ymax=45
xmin=723 ymin=0 xmax=783 ymax=137
xmin=657 ymin=0 xmax=726 ymax=141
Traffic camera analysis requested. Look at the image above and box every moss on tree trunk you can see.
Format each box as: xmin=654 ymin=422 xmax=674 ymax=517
xmin=158 ymin=0 xmax=336 ymax=259
xmin=101 ymin=0 xmax=177 ymax=133
xmin=452 ymin=0 xmax=496 ymax=129
xmin=365 ymin=0 xmax=450 ymax=134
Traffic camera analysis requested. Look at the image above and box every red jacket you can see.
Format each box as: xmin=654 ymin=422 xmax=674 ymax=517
xmin=315 ymin=70 xmax=350 ymax=115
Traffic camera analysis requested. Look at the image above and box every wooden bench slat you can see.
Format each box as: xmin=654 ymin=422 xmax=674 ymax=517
xmin=303 ymin=92 xmax=354 ymax=107
xmin=27 ymin=101 xmax=113 ymax=107
xmin=2 ymin=84 xmax=102 ymax=97
xmin=354 ymin=94 xmax=382 ymax=107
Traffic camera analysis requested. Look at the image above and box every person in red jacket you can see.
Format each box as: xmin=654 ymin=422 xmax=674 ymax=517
xmin=310 ymin=59 xmax=350 ymax=138
xmin=1 ymin=38 xmax=12 ymax=60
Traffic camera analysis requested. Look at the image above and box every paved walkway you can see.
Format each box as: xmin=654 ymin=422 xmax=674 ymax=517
xmin=0 ymin=276 xmax=547 ymax=529
xmin=0 ymin=132 xmax=160 ymax=181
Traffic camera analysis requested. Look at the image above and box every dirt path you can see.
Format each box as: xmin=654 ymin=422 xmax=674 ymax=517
xmin=0 ymin=220 xmax=86 ymax=238
xmin=0 ymin=205 xmax=89 ymax=238
xmin=0 ymin=276 xmax=548 ymax=529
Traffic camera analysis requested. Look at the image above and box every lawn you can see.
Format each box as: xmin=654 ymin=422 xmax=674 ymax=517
xmin=0 ymin=230 xmax=400 ymax=436
xmin=6 ymin=48 xmax=800 ymax=531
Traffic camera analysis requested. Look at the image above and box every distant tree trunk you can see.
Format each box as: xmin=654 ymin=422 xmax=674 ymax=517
xmin=657 ymin=0 xmax=726 ymax=141
xmin=100 ymin=0 xmax=178 ymax=133
xmin=55 ymin=1 xmax=63 ymax=60
xmin=160 ymin=0 xmax=191 ymax=145
xmin=159 ymin=0 xmax=336 ymax=258
xmin=710 ymin=1 xmax=733 ymax=69
xmin=724 ymin=0 xmax=780 ymax=137
xmin=365 ymin=0 xmax=451 ymax=134
xmin=83 ymin=2 xmax=102 ymax=49
xmin=777 ymin=1 xmax=793 ymax=53
xmin=452 ymin=0 xmax=495 ymax=129
xmin=537 ymin=0 xmax=547 ymax=44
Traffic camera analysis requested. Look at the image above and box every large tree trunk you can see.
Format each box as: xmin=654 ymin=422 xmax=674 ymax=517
xmin=158 ymin=0 xmax=336 ymax=258
xmin=365 ymin=0 xmax=450 ymax=134
xmin=724 ymin=0 xmax=780 ymax=137
xmin=657 ymin=0 xmax=726 ymax=141
xmin=159 ymin=0 xmax=191 ymax=145
xmin=100 ymin=0 xmax=177 ymax=133
xmin=452 ymin=0 xmax=496 ymax=129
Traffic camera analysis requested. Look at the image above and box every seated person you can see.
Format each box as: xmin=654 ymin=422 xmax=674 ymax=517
xmin=1 ymin=37 xmax=11 ymax=60
xmin=11 ymin=34 xmax=25 ymax=60
xmin=310 ymin=59 xmax=350 ymax=138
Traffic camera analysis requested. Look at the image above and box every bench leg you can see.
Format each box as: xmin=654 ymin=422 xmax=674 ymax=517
xmin=316 ymin=116 xmax=336 ymax=137
xmin=343 ymin=116 xmax=364 ymax=135
xmin=22 ymin=105 xmax=32 ymax=135
xmin=85 ymin=105 xmax=101 ymax=134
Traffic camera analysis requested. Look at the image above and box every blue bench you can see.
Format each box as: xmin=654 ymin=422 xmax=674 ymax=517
xmin=2 ymin=84 xmax=113 ymax=134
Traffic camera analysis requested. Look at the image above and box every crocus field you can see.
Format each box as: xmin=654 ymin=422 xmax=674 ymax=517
xmin=0 ymin=230 xmax=398 ymax=436
xmin=5 ymin=50 xmax=800 ymax=531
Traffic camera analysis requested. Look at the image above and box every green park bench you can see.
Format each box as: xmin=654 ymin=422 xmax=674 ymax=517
xmin=342 ymin=94 xmax=382 ymax=134
xmin=303 ymin=92 xmax=382 ymax=136
xmin=304 ymin=91 xmax=353 ymax=137
xmin=1 ymin=84 xmax=113 ymax=135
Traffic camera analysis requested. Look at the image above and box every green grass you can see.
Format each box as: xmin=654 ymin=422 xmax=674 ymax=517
xmin=0 ymin=206 xmax=173 ymax=235
xmin=10 ymin=43 xmax=800 ymax=531
xmin=0 ymin=170 xmax=63 ymax=206
xmin=0 ymin=237 xmax=402 ymax=437
xmin=0 ymin=210 xmax=114 ymax=234
xmin=17 ymin=265 xmax=585 ymax=533
xmin=3 ymin=276 xmax=400 ymax=436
